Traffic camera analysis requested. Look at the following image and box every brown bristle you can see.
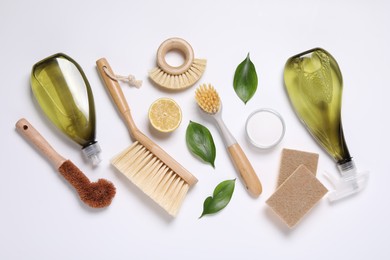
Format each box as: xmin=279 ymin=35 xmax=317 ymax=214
xmin=59 ymin=160 xmax=116 ymax=208
xmin=195 ymin=84 xmax=221 ymax=114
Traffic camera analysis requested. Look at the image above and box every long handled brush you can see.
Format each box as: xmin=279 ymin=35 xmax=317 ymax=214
xmin=16 ymin=118 xmax=116 ymax=208
xmin=96 ymin=58 xmax=198 ymax=217
xmin=195 ymin=84 xmax=262 ymax=197
xmin=149 ymin=37 xmax=206 ymax=90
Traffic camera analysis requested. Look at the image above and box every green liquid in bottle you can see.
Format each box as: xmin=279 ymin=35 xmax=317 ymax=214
xmin=283 ymin=48 xmax=351 ymax=164
xmin=284 ymin=48 xmax=370 ymax=201
xmin=31 ymin=53 xmax=101 ymax=165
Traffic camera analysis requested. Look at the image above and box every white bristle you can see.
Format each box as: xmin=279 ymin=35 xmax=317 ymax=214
xmin=111 ymin=141 xmax=189 ymax=216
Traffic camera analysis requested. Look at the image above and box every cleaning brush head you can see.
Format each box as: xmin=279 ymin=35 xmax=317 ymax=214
xmin=97 ymin=58 xmax=198 ymax=217
xmin=16 ymin=118 xmax=116 ymax=209
xmin=195 ymin=84 xmax=263 ymax=197
xmin=149 ymin=38 xmax=206 ymax=90
xmin=59 ymin=160 xmax=116 ymax=208
xmin=111 ymin=142 xmax=190 ymax=216
xmin=195 ymin=84 xmax=221 ymax=114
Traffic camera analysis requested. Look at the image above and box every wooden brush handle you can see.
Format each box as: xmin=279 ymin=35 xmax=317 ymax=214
xmin=15 ymin=118 xmax=66 ymax=169
xmin=16 ymin=118 xmax=115 ymax=209
xmin=96 ymin=58 xmax=138 ymax=136
xmin=228 ymin=143 xmax=262 ymax=197
xmin=96 ymin=58 xmax=198 ymax=186
xmin=214 ymin=114 xmax=262 ymax=197
xmin=157 ymin=37 xmax=194 ymax=75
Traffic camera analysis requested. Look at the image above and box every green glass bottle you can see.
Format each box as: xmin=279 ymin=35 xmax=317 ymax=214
xmin=284 ymin=48 xmax=368 ymax=201
xmin=31 ymin=53 xmax=101 ymax=165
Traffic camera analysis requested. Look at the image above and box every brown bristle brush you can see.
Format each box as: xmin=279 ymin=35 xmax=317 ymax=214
xmin=149 ymin=37 xmax=206 ymax=90
xmin=97 ymin=58 xmax=198 ymax=217
xmin=15 ymin=118 xmax=116 ymax=208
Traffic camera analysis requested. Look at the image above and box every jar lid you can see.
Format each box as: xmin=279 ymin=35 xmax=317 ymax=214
xmin=245 ymin=108 xmax=285 ymax=149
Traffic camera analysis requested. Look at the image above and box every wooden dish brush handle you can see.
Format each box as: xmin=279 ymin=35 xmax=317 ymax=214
xmin=157 ymin=37 xmax=194 ymax=76
xmin=228 ymin=143 xmax=262 ymax=197
xmin=96 ymin=58 xmax=139 ymax=136
xmin=16 ymin=118 xmax=116 ymax=208
xmin=96 ymin=58 xmax=197 ymax=186
xmin=16 ymin=118 xmax=66 ymax=169
xmin=214 ymin=113 xmax=262 ymax=197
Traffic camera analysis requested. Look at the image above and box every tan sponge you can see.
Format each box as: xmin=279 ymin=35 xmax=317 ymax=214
xmin=266 ymin=165 xmax=328 ymax=228
xmin=277 ymin=148 xmax=319 ymax=187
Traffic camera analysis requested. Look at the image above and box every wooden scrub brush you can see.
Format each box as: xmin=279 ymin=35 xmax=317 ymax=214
xmin=149 ymin=37 xmax=206 ymax=90
xmin=195 ymin=84 xmax=262 ymax=197
xmin=16 ymin=118 xmax=116 ymax=208
xmin=97 ymin=58 xmax=198 ymax=217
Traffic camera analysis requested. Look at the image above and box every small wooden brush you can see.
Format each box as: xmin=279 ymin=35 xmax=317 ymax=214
xmin=149 ymin=38 xmax=206 ymax=90
xmin=97 ymin=58 xmax=198 ymax=217
xmin=195 ymin=84 xmax=262 ymax=197
xmin=15 ymin=118 xmax=116 ymax=208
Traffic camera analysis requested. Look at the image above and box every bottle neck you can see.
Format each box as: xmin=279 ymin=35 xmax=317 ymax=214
xmin=337 ymin=159 xmax=356 ymax=177
xmin=82 ymin=142 xmax=102 ymax=166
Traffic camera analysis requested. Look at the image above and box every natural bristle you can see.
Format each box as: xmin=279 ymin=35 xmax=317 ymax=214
xmin=111 ymin=142 xmax=190 ymax=217
xmin=149 ymin=59 xmax=206 ymax=90
xmin=195 ymin=84 xmax=221 ymax=114
xmin=59 ymin=160 xmax=116 ymax=208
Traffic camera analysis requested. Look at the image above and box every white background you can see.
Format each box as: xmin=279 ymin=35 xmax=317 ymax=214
xmin=1 ymin=0 xmax=389 ymax=259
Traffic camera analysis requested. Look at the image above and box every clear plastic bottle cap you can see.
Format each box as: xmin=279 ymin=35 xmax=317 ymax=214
xmin=245 ymin=108 xmax=285 ymax=149
xmin=82 ymin=142 xmax=102 ymax=166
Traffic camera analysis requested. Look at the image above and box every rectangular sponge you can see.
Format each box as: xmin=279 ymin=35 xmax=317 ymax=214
xmin=266 ymin=165 xmax=328 ymax=228
xmin=277 ymin=148 xmax=319 ymax=187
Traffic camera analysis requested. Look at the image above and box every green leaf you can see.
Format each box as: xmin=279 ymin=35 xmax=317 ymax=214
xmin=233 ymin=53 xmax=258 ymax=104
xmin=199 ymin=179 xmax=236 ymax=218
xmin=186 ymin=121 xmax=216 ymax=168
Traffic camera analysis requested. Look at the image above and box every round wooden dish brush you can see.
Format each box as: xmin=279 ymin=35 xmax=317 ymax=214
xmin=149 ymin=37 xmax=206 ymax=90
xmin=16 ymin=118 xmax=116 ymax=208
xmin=195 ymin=84 xmax=262 ymax=197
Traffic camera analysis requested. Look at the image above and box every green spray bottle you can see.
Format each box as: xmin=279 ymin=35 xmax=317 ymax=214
xmin=31 ymin=53 xmax=101 ymax=166
xmin=284 ymin=48 xmax=369 ymax=201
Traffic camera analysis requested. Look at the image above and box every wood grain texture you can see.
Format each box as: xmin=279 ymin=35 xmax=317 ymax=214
xmin=15 ymin=118 xmax=66 ymax=169
xmin=227 ymin=143 xmax=262 ymax=197
xmin=96 ymin=58 xmax=197 ymax=186
xmin=156 ymin=37 xmax=194 ymax=76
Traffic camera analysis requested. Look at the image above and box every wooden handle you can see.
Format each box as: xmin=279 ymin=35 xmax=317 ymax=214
xmin=156 ymin=37 xmax=194 ymax=75
xmin=227 ymin=143 xmax=262 ymax=197
xmin=96 ymin=58 xmax=198 ymax=186
xmin=15 ymin=118 xmax=66 ymax=169
xmin=96 ymin=58 xmax=138 ymax=136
